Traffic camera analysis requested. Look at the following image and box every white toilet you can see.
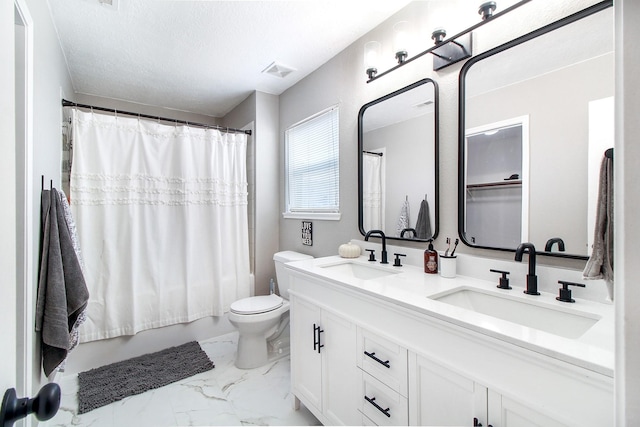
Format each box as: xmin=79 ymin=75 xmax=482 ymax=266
xmin=228 ymin=251 xmax=313 ymax=369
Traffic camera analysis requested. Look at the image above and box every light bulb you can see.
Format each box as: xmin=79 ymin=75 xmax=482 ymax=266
xmin=364 ymin=41 xmax=381 ymax=79
xmin=393 ymin=21 xmax=410 ymax=64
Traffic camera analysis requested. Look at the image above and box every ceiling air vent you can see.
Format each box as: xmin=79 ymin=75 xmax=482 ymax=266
xmin=262 ymin=61 xmax=296 ymax=79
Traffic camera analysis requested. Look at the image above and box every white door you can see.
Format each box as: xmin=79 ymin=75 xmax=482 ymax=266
xmin=322 ymin=310 xmax=358 ymax=425
xmin=409 ymin=353 xmax=487 ymax=426
xmin=4 ymin=3 xmax=35 ymax=426
xmin=488 ymin=390 xmax=569 ymax=427
xmin=290 ymin=296 xmax=323 ymax=412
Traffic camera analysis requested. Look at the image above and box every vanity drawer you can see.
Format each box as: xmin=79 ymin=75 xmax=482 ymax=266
xmin=357 ymin=328 xmax=408 ymax=396
xmin=360 ymin=370 xmax=408 ymax=426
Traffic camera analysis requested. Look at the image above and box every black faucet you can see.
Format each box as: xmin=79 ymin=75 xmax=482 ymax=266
xmin=544 ymin=237 xmax=565 ymax=252
xmin=364 ymin=229 xmax=388 ymax=264
xmin=514 ymin=242 xmax=540 ymax=295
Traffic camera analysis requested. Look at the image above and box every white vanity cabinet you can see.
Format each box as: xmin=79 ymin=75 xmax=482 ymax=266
xmin=287 ymin=263 xmax=613 ymax=427
xmin=290 ymin=293 xmax=360 ymax=425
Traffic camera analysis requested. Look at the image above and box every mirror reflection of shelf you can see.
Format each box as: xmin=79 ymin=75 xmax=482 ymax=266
xmin=467 ymin=180 xmax=522 ymax=190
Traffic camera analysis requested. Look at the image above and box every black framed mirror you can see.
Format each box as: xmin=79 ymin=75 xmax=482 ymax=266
xmin=358 ymin=78 xmax=439 ymax=242
xmin=458 ymin=1 xmax=613 ymax=259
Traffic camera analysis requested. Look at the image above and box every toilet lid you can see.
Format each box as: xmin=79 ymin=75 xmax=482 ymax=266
xmin=230 ymin=294 xmax=283 ymax=315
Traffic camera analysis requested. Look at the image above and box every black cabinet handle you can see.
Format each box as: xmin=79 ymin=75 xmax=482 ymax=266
xmin=313 ymin=323 xmax=324 ymax=353
xmin=474 ymin=417 xmax=482 ymax=426
xmin=364 ymin=396 xmax=391 ymax=418
xmin=364 ymin=351 xmax=391 ymax=368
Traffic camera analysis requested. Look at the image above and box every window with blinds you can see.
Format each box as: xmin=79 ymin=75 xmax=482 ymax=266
xmin=284 ymin=106 xmax=340 ymax=219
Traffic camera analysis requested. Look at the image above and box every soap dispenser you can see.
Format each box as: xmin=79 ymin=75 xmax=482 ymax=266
xmin=424 ymin=241 xmax=438 ymax=274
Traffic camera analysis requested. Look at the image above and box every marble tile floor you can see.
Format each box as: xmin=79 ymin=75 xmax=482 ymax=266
xmin=45 ymin=332 xmax=321 ymax=427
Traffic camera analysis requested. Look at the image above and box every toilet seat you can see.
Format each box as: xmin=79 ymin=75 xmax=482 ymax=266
xmin=230 ymin=294 xmax=283 ymax=315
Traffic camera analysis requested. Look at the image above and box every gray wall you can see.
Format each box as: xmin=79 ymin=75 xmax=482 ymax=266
xmin=278 ymin=0 xmax=604 ymax=266
xmin=224 ymin=91 xmax=280 ymax=296
xmin=74 ymin=93 xmax=222 ymax=126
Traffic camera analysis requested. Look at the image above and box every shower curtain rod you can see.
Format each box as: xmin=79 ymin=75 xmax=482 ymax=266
xmin=61 ymin=99 xmax=252 ymax=135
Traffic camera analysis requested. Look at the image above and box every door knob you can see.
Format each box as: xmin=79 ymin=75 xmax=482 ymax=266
xmin=0 ymin=383 xmax=60 ymax=427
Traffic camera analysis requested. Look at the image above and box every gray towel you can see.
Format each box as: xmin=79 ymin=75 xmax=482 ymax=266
xmin=35 ymin=189 xmax=90 ymax=376
xmin=415 ymin=199 xmax=432 ymax=240
xmin=57 ymin=189 xmax=87 ymax=354
xmin=583 ymin=155 xmax=614 ymax=299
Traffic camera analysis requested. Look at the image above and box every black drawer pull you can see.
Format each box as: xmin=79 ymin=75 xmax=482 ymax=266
xmin=364 ymin=351 xmax=391 ymax=368
xmin=364 ymin=395 xmax=391 ymax=418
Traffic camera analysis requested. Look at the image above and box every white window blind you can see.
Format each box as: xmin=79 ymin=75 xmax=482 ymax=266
xmin=285 ymin=106 xmax=339 ymax=216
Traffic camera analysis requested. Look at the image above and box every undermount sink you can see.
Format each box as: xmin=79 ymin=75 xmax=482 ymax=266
xmin=320 ymin=261 xmax=401 ymax=280
xmin=429 ymin=287 xmax=601 ymax=339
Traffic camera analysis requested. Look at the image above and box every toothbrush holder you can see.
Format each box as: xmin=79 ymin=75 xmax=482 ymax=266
xmin=440 ymin=255 xmax=457 ymax=278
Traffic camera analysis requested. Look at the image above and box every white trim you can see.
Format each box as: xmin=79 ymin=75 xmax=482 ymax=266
xmin=282 ymin=212 xmax=341 ymax=221
xmin=286 ymin=104 xmax=339 ymax=130
xmin=14 ymin=0 xmax=34 ymax=414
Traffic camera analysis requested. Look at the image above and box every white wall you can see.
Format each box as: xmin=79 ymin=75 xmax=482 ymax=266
xmin=616 ymin=0 xmax=640 ymax=424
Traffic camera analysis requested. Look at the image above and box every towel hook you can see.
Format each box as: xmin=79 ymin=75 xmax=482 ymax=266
xmin=605 ymin=148 xmax=613 ymax=159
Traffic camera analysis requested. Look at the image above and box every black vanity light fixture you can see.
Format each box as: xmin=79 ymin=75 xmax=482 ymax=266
xmin=364 ymin=0 xmax=532 ymax=83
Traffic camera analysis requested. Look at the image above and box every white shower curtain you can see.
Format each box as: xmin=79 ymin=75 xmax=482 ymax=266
xmin=363 ymin=153 xmax=383 ymax=231
xmin=70 ymin=109 xmax=250 ymax=342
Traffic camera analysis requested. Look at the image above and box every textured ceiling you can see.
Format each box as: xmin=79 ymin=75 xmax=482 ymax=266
xmin=47 ymin=0 xmax=412 ymax=117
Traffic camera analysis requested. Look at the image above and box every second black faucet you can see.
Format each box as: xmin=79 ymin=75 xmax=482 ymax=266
xmin=514 ymin=242 xmax=540 ymax=295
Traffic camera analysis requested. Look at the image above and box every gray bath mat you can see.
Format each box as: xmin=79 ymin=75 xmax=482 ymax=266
xmin=77 ymin=341 xmax=214 ymax=414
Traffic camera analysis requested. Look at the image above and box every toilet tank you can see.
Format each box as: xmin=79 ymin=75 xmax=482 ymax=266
xmin=273 ymin=251 xmax=313 ymax=300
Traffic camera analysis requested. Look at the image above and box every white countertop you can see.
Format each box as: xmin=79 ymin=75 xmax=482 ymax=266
xmin=285 ymin=255 xmax=614 ymax=377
